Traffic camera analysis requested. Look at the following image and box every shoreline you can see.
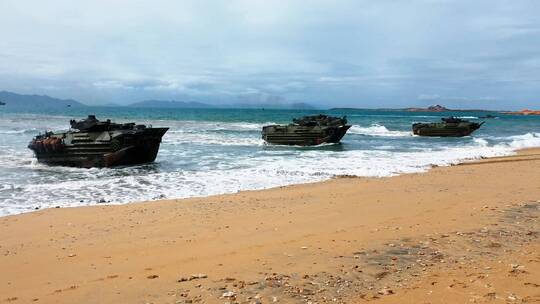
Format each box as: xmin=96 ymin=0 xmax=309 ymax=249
xmin=1 ymin=148 xmax=539 ymax=303
xmin=4 ymin=143 xmax=536 ymax=218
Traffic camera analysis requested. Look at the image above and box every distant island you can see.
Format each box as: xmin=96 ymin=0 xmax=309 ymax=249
xmin=501 ymin=109 xmax=540 ymax=116
xmin=405 ymin=104 xmax=495 ymax=112
xmin=330 ymin=105 xmax=493 ymax=112
xmin=0 ymin=91 xmax=86 ymax=109
xmin=405 ymin=105 xmax=450 ymax=112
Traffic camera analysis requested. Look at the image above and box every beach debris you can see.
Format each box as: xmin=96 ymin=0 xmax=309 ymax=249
xmin=509 ymin=264 xmax=526 ymax=274
xmin=190 ymin=273 xmax=208 ymax=280
xmin=375 ymin=271 xmax=390 ymax=279
xmin=377 ymin=288 xmax=394 ymax=295
xmin=484 ymin=292 xmax=497 ymax=300
xmin=177 ymin=273 xmax=207 ymax=282
xmin=221 ymin=291 xmax=236 ymax=298
xmin=147 ymin=274 xmax=159 ymax=279
xmin=507 ymin=294 xmax=518 ymax=301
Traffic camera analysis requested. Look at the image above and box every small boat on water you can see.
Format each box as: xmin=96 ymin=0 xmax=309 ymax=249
xmin=28 ymin=115 xmax=168 ymax=167
xmin=262 ymin=114 xmax=351 ymax=146
xmin=412 ymin=117 xmax=484 ymax=137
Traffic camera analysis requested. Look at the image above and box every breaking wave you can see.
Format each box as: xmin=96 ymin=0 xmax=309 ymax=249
xmin=348 ymin=124 xmax=412 ymax=137
xmin=506 ymin=132 xmax=540 ymax=149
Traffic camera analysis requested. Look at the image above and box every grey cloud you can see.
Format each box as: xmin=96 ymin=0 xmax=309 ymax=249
xmin=0 ymin=0 xmax=539 ymax=109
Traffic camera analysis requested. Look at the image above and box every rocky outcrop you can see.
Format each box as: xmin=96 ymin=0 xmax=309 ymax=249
xmin=406 ymin=104 xmax=450 ymax=112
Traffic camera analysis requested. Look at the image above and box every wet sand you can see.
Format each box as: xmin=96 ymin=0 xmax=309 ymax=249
xmin=1 ymin=149 xmax=539 ymax=304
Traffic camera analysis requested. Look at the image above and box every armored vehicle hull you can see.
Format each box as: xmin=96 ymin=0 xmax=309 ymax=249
xmin=412 ymin=117 xmax=484 ymax=137
xmin=28 ymin=115 xmax=168 ymax=168
xmin=262 ymin=115 xmax=350 ymax=146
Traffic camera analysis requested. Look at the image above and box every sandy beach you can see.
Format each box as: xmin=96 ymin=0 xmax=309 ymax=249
xmin=1 ymin=149 xmax=539 ymax=304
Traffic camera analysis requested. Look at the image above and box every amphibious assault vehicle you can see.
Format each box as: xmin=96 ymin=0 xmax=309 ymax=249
xmin=412 ymin=117 xmax=484 ymax=137
xmin=28 ymin=115 xmax=168 ymax=167
xmin=262 ymin=114 xmax=350 ymax=146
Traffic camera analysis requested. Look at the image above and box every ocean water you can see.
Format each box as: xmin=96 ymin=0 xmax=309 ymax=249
xmin=1 ymin=107 xmax=539 ymax=216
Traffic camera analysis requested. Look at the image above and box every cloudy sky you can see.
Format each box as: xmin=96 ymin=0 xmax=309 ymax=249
xmin=1 ymin=0 xmax=539 ymax=109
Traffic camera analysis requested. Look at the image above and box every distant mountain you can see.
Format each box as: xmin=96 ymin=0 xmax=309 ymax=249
xmin=129 ymin=100 xmax=214 ymax=108
xmin=0 ymin=91 xmax=86 ymax=109
xmin=90 ymin=101 xmax=124 ymax=107
xmin=287 ymin=102 xmax=316 ymax=109
xmin=0 ymin=91 xmax=318 ymax=110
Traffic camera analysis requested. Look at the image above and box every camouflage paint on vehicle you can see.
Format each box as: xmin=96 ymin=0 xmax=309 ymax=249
xmin=28 ymin=115 xmax=168 ymax=167
xmin=412 ymin=117 xmax=484 ymax=137
xmin=262 ymin=114 xmax=351 ymax=146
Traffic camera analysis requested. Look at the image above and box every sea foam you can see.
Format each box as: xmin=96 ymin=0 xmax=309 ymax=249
xmin=348 ymin=124 xmax=412 ymax=137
